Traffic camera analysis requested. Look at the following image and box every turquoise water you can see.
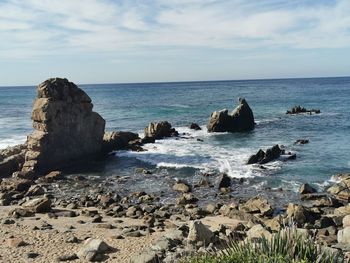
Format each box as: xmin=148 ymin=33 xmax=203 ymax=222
xmin=0 ymin=77 xmax=349 ymax=196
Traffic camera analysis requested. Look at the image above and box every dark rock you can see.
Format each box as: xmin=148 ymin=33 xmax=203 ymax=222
xmin=40 ymin=171 xmax=64 ymax=182
xmin=247 ymin=149 xmax=265 ymax=164
xmin=189 ymin=123 xmax=201 ymax=130
xmin=207 ymin=98 xmax=254 ymax=133
xmin=0 ymin=144 xmax=27 ymax=178
xmin=286 ymin=105 xmax=320 ymax=115
xmin=295 ymin=139 xmax=309 ymax=145
xmin=102 ymin=131 xmax=140 ymax=153
xmin=0 ymin=178 xmax=32 ymax=192
xmin=217 ymin=174 xmax=231 ymax=190
xmin=57 ymin=254 xmax=79 ymax=261
xmin=247 ymin=145 xmax=293 ymax=165
xmin=144 ymin=121 xmax=178 ymax=140
xmin=299 ymin=183 xmax=317 ymax=195
xmin=27 ymin=252 xmax=40 ymax=259
xmin=22 ymin=78 xmax=105 ymax=175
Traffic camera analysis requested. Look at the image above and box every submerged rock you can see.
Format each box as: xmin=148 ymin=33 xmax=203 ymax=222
xmin=286 ymin=105 xmax=320 ymax=115
xmin=207 ymin=98 xmax=254 ymax=133
xmin=189 ymin=123 xmax=201 ymax=130
xmin=144 ymin=121 xmax=178 ymax=140
xmin=22 ymin=78 xmax=105 ymax=176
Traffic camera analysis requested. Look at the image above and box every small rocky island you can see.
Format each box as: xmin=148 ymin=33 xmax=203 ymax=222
xmin=0 ymin=78 xmax=349 ymax=262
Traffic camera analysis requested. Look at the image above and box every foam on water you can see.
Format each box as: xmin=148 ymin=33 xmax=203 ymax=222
xmin=0 ymin=135 xmax=26 ymax=149
xmin=117 ymin=125 xmax=284 ymax=179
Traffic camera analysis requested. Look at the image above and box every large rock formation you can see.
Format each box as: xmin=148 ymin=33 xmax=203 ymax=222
xmin=207 ymin=98 xmax=254 ymax=133
xmin=102 ymin=131 xmax=142 ymax=153
xmin=22 ymin=78 xmax=105 ymax=175
xmin=144 ymin=121 xmax=178 ymax=140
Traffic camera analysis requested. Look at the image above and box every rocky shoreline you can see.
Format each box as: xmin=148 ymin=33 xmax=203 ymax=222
xmin=0 ymin=78 xmax=349 ymax=262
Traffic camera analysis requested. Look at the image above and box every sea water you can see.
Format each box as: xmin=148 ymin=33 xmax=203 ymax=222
xmin=0 ymin=77 xmax=349 ymax=196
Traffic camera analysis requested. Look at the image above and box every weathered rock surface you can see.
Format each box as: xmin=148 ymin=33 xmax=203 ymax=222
xmin=22 ymin=197 xmax=52 ymax=213
xmin=299 ymin=183 xmax=317 ymax=195
xmin=327 ymin=174 xmax=350 ymax=201
xmin=286 ymin=105 xmax=320 ymax=115
xmin=144 ymin=121 xmax=178 ymax=140
xmin=239 ymin=196 xmax=273 ymax=217
xmin=77 ymin=238 xmax=112 ymax=262
xmin=338 ymin=227 xmax=350 ymax=245
xmin=102 ymin=131 xmax=140 ymax=153
xmin=286 ymin=203 xmax=318 ymax=226
xmin=187 ymin=220 xmax=214 ymax=246
xmin=207 ymin=98 xmax=255 ymax=133
xmin=246 ymin=224 xmax=272 ymax=241
xmin=172 ymin=181 xmax=192 ymax=193
xmin=0 ymin=144 xmax=27 ymax=178
xmin=22 ymin=78 xmax=105 ymax=175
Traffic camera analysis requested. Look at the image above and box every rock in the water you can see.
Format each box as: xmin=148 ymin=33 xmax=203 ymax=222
xmin=189 ymin=123 xmax=201 ymax=130
xmin=144 ymin=121 xmax=178 ymax=140
xmin=22 ymin=78 xmax=105 ymax=175
xmin=77 ymin=238 xmax=111 ymax=262
xmin=247 ymin=145 xmax=294 ymax=165
xmin=207 ymin=98 xmax=254 ymax=133
xmin=0 ymin=144 xmax=27 ymax=178
xmin=239 ymin=196 xmax=273 ymax=217
xmin=299 ymin=183 xmax=317 ymax=195
xmin=187 ymin=220 xmax=214 ymax=246
xmin=294 ymin=139 xmax=309 ymax=145
xmin=327 ymin=174 xmax=350 ymax=201
xmin=22 ymin=197 xmax=52 ymax=213
xmin=286 ymin=105 xmax=320 ymax=114
xmin=102 ymin=131 xmax=140 ymax=153
xmin=217 ymin=173 xmax=231 ymax=190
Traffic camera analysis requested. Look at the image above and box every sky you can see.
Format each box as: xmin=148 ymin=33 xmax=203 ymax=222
xmin=0 ymin=0 xmax=350 ymax=86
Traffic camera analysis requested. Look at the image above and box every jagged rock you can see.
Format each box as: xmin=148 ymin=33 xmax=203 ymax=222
xmin=189 ymin=123 xmax=201 ymax=130
xmin=102 ymin=131 xmax=140 ymax=153
xmin=77 ymin=238 xmax=112 ymax=261
xmin=22 ymin=78 xmax=105 ymax=175
xmin=0 ymin=178 xmax=32 ymax=192
xmin=207 ymin=98 xmax=254 ymax=133
xmin=286 ymin=105 xmax=320 ymax=115
xmin=22 ymin=197 xmax=52 ymax=213
xmin=187 ymin=220 xmax=214 ymax=245
xmin=144 ymin=121 xmax=178 ymax=140
xmin=217 ymin=173 xmax=231 ymax=190
xmin=327 ymin=174 xmax=350 ymax=201
xmin=299 ymin=183 xmax=317 ymax=195
xmin=172 ymin=181 xmax=192 ymax=193
xmin=247 ymin=145 xmax=295 ymax=165
xmin=286 ymin=203 xmax=319 ymax=226
xmin=239 ymin=196 xmax=273 ymax=217
xmin=25 ymin=185 xmax=45 ymax=196
xmin=0 ymin=144 xmax=27 ymax=178
xmin=39 ymin=171 xmax=64 ymax=183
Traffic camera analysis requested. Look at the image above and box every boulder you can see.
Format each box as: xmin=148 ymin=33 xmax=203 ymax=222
xmin=299 ymin=183 xmax=317 ymax=195
xmin=172 ymin=181 xmax=192 ymax=193
xmin=0 ymin=144 xmax=27 ymax=178
xmin=239 ymin=196 xmax=273 ymax=217
xmin=286 ymin=105 xmax=320 ymax=115
xmin=102 ymin=131 xmax=140 ymax=153
xmin=217 ymin=173 xmax=231 ymax=190
xmin=247 ymin=145 xmax=284 ymax=165
xmin=189 ymin=123 xmax=201 ymax=130
xmin=286 ymin=203 xmax=318 ymax=226
xmin=327 ymin=174 xmax=350 ymax=201
xmin=246 ymin=224 xmax=272 ymax=241
xmin=22 ymin=197 xmax=52 ymax=213
xmin=207 ymin=98 xmax=254 ymax=133
xmin=144 ymin=121 xmax=178 ymax=140
xmin=77 ymin=238 xmax=112 ymax=262
xmin=22 ymin=78 xmax=105 ymax=175
xmin=0 ymin=178 xmax=32 ymax=192
xmin=187 ymin=220 xmax=214 ymax=245
xmin=337 ymin=227 xmax=350 ymax=245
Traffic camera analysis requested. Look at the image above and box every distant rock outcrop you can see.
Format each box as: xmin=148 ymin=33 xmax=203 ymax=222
xmin=207 ymin=98 xmax=255 ymax=133
xmin=144 ymin=121 xmax=178 ymax=140
xmin=247 ymin=145 xmax=296 ymax=165
xmin=286 ymin=105 xmax=320 ymax=115
xmin=22 ymin=78 xmax=105 ymax=175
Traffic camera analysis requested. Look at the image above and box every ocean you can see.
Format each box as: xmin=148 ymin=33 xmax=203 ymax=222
xmin=1 ymin=77 xmax=349 ymax=203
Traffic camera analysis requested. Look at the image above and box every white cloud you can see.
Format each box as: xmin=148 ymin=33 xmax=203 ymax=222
xmin=0 ymin=0 xmax=350 ymax=59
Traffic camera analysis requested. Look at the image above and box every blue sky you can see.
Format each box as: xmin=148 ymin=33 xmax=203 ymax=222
xmin=0 ymin=0 xmax=349 ymax=86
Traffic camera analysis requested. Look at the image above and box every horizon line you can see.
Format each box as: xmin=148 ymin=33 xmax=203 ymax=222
xmin=1 ymin=75 xmax=349 ymax=88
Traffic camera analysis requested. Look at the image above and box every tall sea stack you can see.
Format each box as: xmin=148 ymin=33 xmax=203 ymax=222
xmin=22 ymin=78 xmax=105 ymax=175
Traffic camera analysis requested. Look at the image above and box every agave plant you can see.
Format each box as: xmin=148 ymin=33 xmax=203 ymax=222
xmin=183 ymin=227 xmax=346 ymax=263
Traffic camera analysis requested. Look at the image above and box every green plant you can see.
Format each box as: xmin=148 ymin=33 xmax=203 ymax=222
xmin=182 ymin=227 xmax=346 ymax=263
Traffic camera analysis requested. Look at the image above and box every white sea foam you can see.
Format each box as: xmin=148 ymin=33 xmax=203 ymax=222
xmin=0 ymin=135 xmax=26 ymax=149
xmin=117 ymin=125 xmax=284 ymax=178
